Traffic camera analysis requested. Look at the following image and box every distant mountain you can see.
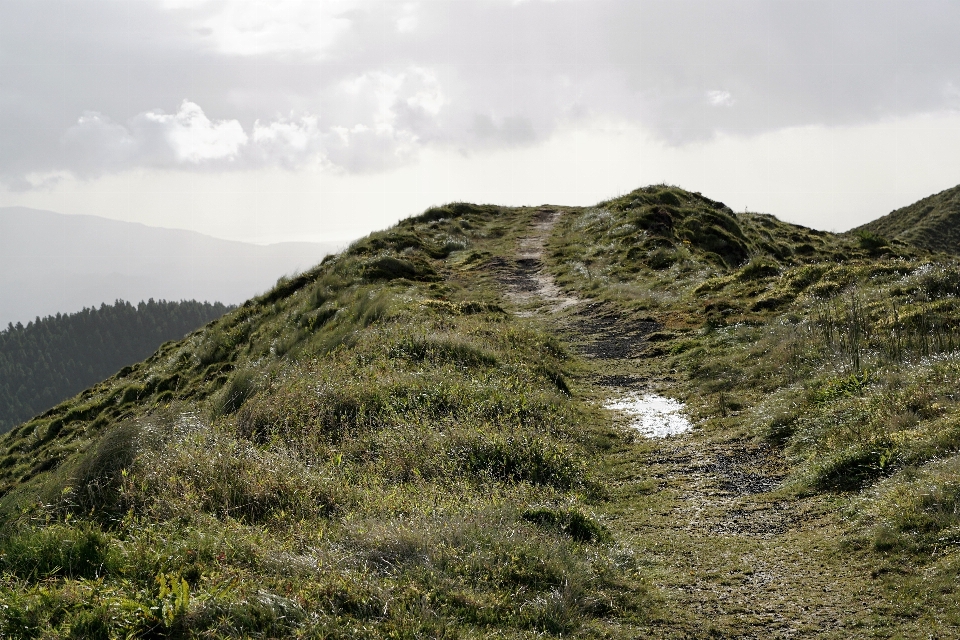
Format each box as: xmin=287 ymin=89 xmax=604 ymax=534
xmin=0 ymin=207 xmax=344 ymax=326
xmin=853 ymin=184 xmax=960 ymax=254
xmin=0 ymin=299 xmax=231 ymax=433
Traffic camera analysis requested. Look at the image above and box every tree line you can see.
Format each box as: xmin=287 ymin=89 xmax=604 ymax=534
xmin=0 ymin=299 xmax=231 ymax=433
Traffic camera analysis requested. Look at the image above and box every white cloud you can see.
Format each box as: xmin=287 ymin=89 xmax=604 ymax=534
xmin=707 ymin=90 xmax=734 ymax=107
xmin=143 ymin=100 xmax=248 ymax=163
xmin=5 ymin=0 xmax=960 ymax=213
xmin=63 ymin=101 xmax=248 ymax=172
xmin=55 ymin=60 xmax=451 ymax=177
xmin=252 ymin=115 xmax=319 ymax=149
xmin=396 ymin=3 xmax=420 ymax=33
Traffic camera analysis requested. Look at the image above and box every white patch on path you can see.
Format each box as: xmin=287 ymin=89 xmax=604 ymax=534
xmin=605 ymin=393 xmax=693 ymax=438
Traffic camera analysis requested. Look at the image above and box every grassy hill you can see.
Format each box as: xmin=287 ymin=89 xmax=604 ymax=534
xmin=0 ymin=300 xmax=232 ymax=434
xmin=2 ymin=186 xmax=960 ymax=636
xmin=853 ymin=183 xmax=960 ymax=255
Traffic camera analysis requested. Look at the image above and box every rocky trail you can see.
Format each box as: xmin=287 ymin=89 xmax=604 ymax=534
xmin=497 ymin=209 xmax=898 ymax=638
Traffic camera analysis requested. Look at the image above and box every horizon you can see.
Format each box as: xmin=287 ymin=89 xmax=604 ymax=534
xmin=0 ymin=176 xmax=942 ymax=246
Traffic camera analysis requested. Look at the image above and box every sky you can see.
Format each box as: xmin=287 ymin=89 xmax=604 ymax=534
xmin=2 ymin=0 xmax=960 ymax=244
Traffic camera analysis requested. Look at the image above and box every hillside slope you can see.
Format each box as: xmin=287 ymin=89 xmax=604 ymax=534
xmin=1 ymin=187 xmax=960 ymax=636
xmin=0 ymin=299 xmax=232 ymax=434
xmin=0 ymin=202 xmax=638 ymax=637
xmin=854 ymin=183 xmax=960 ymax=254
xmin=0 ymin=207 xmax=341 ymax=326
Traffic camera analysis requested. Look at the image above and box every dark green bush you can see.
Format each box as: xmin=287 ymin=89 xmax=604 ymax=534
xmin=460 ymin=436 xmax=584 ymax=489
xmin=364 ymin=256 xmax=438 ymax=282
xmin=522 ymin=507 xmax=610 ymax=543
xmin=647 ymin=248 xmax=678 ymax=270
xmin=857 ymin=230 xmax=889 ymax=251
xmin=738 ymin=258 xmax=780 ymax=281
xmin=390 ymin=337 xmax=498 ymax=368
xmin=213 ymin=369 xmax=259 ymax=416
xmin=68 ymin=421 xmax=140 ymax=514
xmin=69 ymin=608 xmax=113 ymax=640
xmin=808 ymin=442 xmax=896 ymax=491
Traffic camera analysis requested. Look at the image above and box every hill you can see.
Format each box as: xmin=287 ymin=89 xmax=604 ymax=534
xmin=853 ymin=183 xmax=960 ymax=254
xmin=1 ymin=186 xmax=959 ymax=636
xmin=0 ymin=299 xmax=232 ymax=434
xmin=0 ymin=207 xmax=342 ymax=327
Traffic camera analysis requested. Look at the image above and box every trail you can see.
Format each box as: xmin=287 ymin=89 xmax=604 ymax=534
xmin=499 ymin=208 xmax=581 ymax=314
xmin=498 ymin=208 xmax=896 ymax=638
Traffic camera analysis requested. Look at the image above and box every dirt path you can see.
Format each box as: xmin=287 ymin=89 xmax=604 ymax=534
xmin=499 ymin=210 xmax=899 ymax=638
xmin=500 ymin=208 xmax=581 ymax=314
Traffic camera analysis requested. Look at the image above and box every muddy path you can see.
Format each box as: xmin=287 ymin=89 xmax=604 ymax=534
xmin=497 ymin=209 xmax=898 ymax=638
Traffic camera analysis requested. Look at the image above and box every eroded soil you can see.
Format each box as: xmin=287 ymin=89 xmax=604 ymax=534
xmin=495 ymin=208 xmax=581 ymax=314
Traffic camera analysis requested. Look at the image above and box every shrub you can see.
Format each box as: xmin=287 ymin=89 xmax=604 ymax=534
xmin=738 ymin=258 xmax=780 ymax=281
xmin=129 ymin=420 xmax=341 ymax=522
xmin=67 ymin=420 xmax=140 ymax=514
xmin=521 ymin=507 xmax=610 ymax=543
xmin=858 ymin=456 xmax=960 ymax=555
xmin=363 ymin=256 xmax=438 ymax=282
xmin=458 ymin=434 xmax=585 ymax=489
xmin=856 ymin=230 xmax=889 ymax=251
xmin=805 ymin=443 xmax=895 ymax=491
xmin=389 ymin=336 xmax=498 ymax=368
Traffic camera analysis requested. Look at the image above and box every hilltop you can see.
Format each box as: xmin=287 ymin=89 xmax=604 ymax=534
xmin=1 ymin=186 xmax=960 ymax=636
xmin=853 ymin=183 xmax=960 ymax=255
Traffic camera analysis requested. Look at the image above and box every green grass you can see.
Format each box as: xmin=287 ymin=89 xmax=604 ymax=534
xmin=0 ymin=202 xmax=648 ymax=637
xmin=854 ymin=182 xmax=960 ymax=256
xmin=7 ymin=183 xmax=960 ymax=636
xmin=548 ymin=184 xmax=960 ymax=632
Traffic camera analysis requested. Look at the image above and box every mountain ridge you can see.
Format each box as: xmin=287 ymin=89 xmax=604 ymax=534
xmin=2 ymin=186 xmax=960 ymax=635
xmin=0 ymin=206 xmax=344 ymax=326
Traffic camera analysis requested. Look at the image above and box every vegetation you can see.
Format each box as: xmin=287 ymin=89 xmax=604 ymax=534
xmin=0 ymin=300 xmax=231 ymax=434
xmin=550 ymin=184 xmax=960 ymax=632
xmin=5 ymin=183 xmax=960 ymax=635
xmin=0 ymin=204 xmax=645 ymax=637
xmin=854 ymin=183 xmax=960 ymax=255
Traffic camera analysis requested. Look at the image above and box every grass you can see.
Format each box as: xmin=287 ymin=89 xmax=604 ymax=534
xmin=0 ymin=201 xmax=648 ymax=637
xmin=547 ymin=184 xmax=960 ymax=632
xmin=6 ymin=183 xmax=960 ymax=635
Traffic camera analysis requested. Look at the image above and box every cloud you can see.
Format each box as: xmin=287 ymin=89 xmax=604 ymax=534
xmin=55 ymin=63 xmax=452 ymax=176
xmin=160 ymin=0 xmax=354 ymax=58
xmin=143 ymin=101 xmax=248 ymax=163
xmin=707 ymin=91 xmax=735 ymax=108
xmin=3 ymin=0 xmax=960 ymax=186
xmin=251 ymin=116 xmax=322 ymax=167
xmin=62 ymin=101 xmax=248 ymax=174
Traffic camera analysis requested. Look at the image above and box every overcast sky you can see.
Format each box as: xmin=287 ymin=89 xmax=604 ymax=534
xmin=2 ymin=0 xmax=959 ymax=243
